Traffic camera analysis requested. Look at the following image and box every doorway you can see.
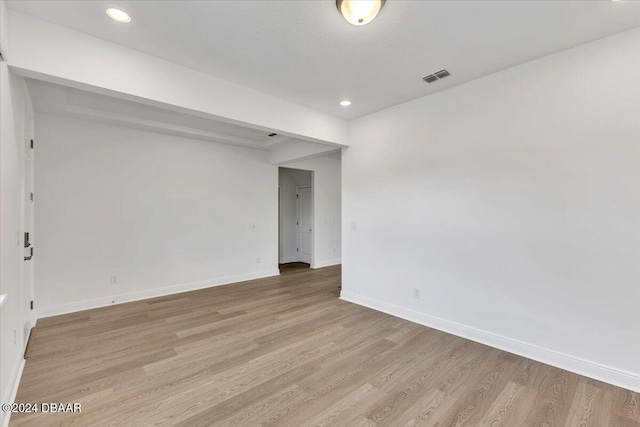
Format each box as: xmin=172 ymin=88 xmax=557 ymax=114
xmin=278 ymin=167 xmax=313 ymax=268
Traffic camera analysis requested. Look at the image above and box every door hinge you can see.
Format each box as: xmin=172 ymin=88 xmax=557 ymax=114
xmin=30 ymin=301 xmax=33 ymax=310
xmin=297 ymin=221 xmax=299 ymax=225
xmin=297 ymin=248 xmax=299 ymax=252
xmin=30 ymin=139 xmax=34 ymax=149
xmin=296 ymin=194 xmax=299 ymax=199
xmin=30 ymin=192 xmax=34 ymax=202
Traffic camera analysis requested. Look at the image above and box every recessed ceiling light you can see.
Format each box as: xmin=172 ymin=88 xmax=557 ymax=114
xmin=106 ymin=7 xmax=131 ymax=23
xmin=336 ymin=0 xmax=386 ymax=26
xmin=340 ymin=100 xmax=352 ymax=107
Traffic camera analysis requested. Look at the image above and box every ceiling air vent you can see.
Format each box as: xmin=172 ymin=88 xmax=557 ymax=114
xmin=422 ymin=74 xmax=438 ymax=83
xmin=423 ymin=69 xmax=451 ymax=84
xmin=434 ymin=69 xmax=450 ymax=79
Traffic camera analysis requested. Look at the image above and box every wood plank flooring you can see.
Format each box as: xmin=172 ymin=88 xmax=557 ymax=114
xmin=11 ymin=265 xmax=639 ymax=426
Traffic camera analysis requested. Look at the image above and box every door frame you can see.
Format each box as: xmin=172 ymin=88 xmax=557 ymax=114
xmin=23 ymin=105 xmax=35 ymax=330
xmin=296 ymin=185 xmax=313 ymax=265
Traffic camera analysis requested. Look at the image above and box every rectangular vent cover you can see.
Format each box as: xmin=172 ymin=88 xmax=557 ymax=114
xmin=422 ymin=74 xmax=438 ymax=83
xmin=423 ymin=69 xmax=451 ymax=83
xmin=434 ymin=69 xmax=450 ymax=79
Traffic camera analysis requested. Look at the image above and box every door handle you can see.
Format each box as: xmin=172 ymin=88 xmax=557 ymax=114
xmin=24 ymin=247 xmax=33 ymax=261
xmin=24 ymin=232 xmax=31 ymax=248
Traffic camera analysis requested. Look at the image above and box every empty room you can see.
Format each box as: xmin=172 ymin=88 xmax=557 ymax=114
xmin=0 ymin=1 xmax=638 ymax=426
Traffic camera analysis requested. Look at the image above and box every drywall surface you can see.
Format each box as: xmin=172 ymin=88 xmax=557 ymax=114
xmin=285 ymin=157 xmax=341 ymax=268
xmin=279 ymin=167 xmax=312 ymax=264
xmin=7 ymin=10 xmax=348 ymax=147
xmin=342 ymin=28 xmax=640 ymax=390
xmin=34 ymin=114 xmax=279 ymax=317
xmin=0 ymin=0 xmax=7 ymax=58
xmin=0 ymin=64 xmax=34 ymax=426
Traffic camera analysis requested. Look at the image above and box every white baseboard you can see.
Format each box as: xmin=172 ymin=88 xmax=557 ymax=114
xmin=311 ymin=259 xmax=341 ymax=269
xmin=1 ymin=358 xmax=26 ymax=427
xmin=1 ymin=321 xmax=34 ymax=427
xmin=37 ymin=269 xmax=280 ymax=319
xmin=340 ymin=291 xmax=640 ymax=393
xmin=279 ymin=256 xmax=298 ymax=264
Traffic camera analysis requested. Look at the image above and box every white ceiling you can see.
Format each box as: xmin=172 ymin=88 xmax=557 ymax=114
xmin=9 ymin=1 xmax=640 ymax=120
xmin=26 ymin=78 xmax=315 ymax=152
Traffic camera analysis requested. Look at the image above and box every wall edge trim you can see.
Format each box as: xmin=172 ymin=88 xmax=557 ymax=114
xmin=311 ymin=259 xmax=342 ymax=269
xmin=36 ymin=269 xmax=281 ymax=319
xmin=1 ymin=358 xmax=26 ymax=427
xmin=340 ymin=291 xmax=640 ymax=392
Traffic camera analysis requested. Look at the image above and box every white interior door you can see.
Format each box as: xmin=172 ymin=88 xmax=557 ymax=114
xmin=297 ymin=186 xmax=312 ymax=264
xmin=23 ymin=108 xmax=35 ymax=334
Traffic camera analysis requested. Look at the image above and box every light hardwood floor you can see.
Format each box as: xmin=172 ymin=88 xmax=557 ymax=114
xmin=11 ymin=265 xmax=639 ymax=426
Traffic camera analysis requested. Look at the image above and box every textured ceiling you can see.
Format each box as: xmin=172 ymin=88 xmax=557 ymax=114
xmin=9 ymin=1 xmax=640 ymax=119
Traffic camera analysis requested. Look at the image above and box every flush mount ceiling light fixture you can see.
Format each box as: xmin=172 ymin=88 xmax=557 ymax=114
xmin=340 ymin=100 xmax=352 ymax=107
xmin=106 ymin=7 xmax=131 ymax=23
xmin=336 ymin=0 xmax=386 ymax=26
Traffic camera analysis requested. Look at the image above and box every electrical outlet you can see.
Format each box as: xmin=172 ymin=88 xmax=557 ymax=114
xmin=413 ymin=288 xmax=421 ymax=299
xmin=256 ymin=257 xmax=261 ymax=264
xmin=110 ymin=275 xmax=119 ymax=285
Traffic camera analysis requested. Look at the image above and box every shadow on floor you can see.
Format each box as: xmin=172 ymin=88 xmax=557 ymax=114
xmin=278 ymin=262 xmax=310 ymax=274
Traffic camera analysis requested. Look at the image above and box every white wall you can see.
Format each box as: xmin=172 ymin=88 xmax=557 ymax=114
xmin=0 ymin=0 xmax=7 ymax=59
xmin=342 ymin=28 xmax=640 ymax=391
xmin=279 ymin=167 xmax=312 ymax=264
xmin=271 ymin=140 xmax=337 ymax=165
xmin=34 ymin=114 xmax=279 ymax=317
xmin=0 ymin=64 xmax=34 ymax=425
xmin=285 ymin=156 xmax=342 ymax=269
xmin=7 ymin=11 xmax=349 ymax=147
